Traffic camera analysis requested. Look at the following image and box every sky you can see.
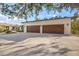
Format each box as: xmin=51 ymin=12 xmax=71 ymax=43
xmin=27 ymin=8 xmax=78 ymax=21
xmin=0 ymin=7 xmax=78 ymax=25
xmin=0 ymin=14 xmax=26 ymax=25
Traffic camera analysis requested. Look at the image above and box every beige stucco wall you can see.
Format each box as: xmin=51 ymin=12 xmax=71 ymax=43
xmin=24 ymin=18 xmax=71 ymax=26
xmin=24 ymin=18 xmax=72 ymax=34
xmin=8 ymin=26 xmax=13 ymax=30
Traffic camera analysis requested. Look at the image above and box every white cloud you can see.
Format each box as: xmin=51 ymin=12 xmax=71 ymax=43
xmin=0 ymin=14 xmax=25 ymax=24
xmin=0 ymin=20 xmax=5 ymax=23
xmin=53 ymin=15 xmax=56 ymax=17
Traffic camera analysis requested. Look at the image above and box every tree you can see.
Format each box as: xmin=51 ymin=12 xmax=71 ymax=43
xmin=27 ymin=3 xmax=44 ymax=20
xmin=0 ymin=3 xmax=79 ymax=21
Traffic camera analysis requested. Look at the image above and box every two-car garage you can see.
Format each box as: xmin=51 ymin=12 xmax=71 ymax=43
xmin=27 ymin=25 xmax=64 ymax=34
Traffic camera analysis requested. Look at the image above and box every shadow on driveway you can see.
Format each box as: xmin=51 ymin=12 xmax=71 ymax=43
xmin=0 ymin=32 xmax=70 ymax=42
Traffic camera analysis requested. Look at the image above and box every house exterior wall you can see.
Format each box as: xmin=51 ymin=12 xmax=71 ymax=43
xmin=24 ymin=25 xmax=27 ymax=33
xmin=23 ymin=18 xmax=71 ymax=34
xmin=0 ymin=25 xmax=6 ymax=31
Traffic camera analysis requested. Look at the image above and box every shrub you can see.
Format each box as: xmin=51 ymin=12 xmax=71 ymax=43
xmin=5 ymin=30 xmax=12 ymax=33
xmin=72 ymin=22 xmax=79 ymax=34
xmin=0 ymin=29 xmax=4 ymax=33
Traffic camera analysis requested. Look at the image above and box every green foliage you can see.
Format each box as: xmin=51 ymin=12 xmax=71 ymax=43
xmin=15 ymin=25 xmax=23 ymax=32
xmin=0 ymin=3 xmax=79 ymax=20
xmin=0 ymin=29 xmax=4 ymax=32
xmin=5 ymin=30 xmax=12 ymax=33
xmin=72 ymin=21 xmax=79 ymax=34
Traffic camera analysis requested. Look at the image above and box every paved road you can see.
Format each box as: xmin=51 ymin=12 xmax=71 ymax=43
xmin=0 ymin=32 xmax=66 ymax=42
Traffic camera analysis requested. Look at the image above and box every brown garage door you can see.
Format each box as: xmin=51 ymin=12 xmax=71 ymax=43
xmin=27 ymin=26 xmax=40 ymax=33
xmin=43 ymin=25 xmax=64 ymax=34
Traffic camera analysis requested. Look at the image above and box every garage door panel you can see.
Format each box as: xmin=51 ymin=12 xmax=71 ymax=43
xmin=43 ymin=25 xmax=64 ymax=34
xmin=27 ymin=26 xmax=40 ymax=33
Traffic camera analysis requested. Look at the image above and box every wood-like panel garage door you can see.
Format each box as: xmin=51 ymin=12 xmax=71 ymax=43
xmin=43 ymin=25 xmax=64 ymax=34
xmin=27 ymin=26 xmax=40 ymax=33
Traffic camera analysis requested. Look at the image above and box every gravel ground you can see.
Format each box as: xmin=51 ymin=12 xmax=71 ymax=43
xmin=0 ymin=32 xmax=79 ymax=56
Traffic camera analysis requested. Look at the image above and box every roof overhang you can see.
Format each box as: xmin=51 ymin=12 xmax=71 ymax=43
xmin=24 ymin=18 xmax=71 ymax=26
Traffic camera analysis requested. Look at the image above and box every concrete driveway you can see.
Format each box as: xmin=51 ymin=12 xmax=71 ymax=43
xmin=0 ymin=32 xmax=79 ymax=56
xmin=0 ymin=32 xmax=43 ymax=42
xmin=0 ymin=32 xmax=66 ymax=42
